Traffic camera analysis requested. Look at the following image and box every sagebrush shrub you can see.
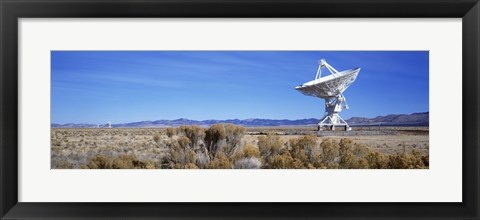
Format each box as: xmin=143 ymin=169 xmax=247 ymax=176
xmin=319 ymin=138 xmax=339 ymax=168
xmin=86 ymin=155 xmax=112 ymax=169
xmin=85 ymin=154 xmax=154 ymax=169
xmin=208 ymin=152 xmax=233 ymax=169
xmin=166 ymin=127 xmax=176 ymax=138
xmin=269 ymin=149 xmax=304 ymax=169
xmin=352 ymin=143 xmax=370 ymax=158
xmin=153 ymin=133 xmax=161 ymax=145
xmin=178 ymin=125 xmax=205 ymax=149
xmin=177 ymin=136 xmax=191 ymax=149
xmin=339 ymin=148 xmax=356 ymax=168
xmin=288 ymin=135 xmax=319 ymax=167
xmin=421 ymin=155 xmax=429 ymax=167
xmin=258 ymin=135 xmax=283 ymax=158
xmin=257 ymin=134 xmax=284 ymax=168
xmin=269 ymin=151 xmax=293 ymax=168
xmin=341 ymin=152 xmax=369 ymax=169
xmin=243 ymin=144 xmax=261 ymax=158
xmin=164 ymin=137 xmax=197 ymax=169
xmin=195 ymin=151 xmax=210 ymax=168
xmin=234 ymin=157 xmax=261 ymax=169
xmin=338 ymin=138 xmax=369 ymax=169
xmin=112 ymin=154 xmax=137 ymax=168
xmin=339 ymin=138 xmax=353 ymax=156
xmin=205 ymin=124 xmax=227 ymax=158
xmin=225 ymin=124 xmax=246 ymax=150
xmin=365 ymin=151 xmax=389 ymax=169
xmin=54 ymin=160 xmax=76 ymax=169
xmin=411 ymin=149 xmax=426 ymax=166
xmin=388 ymin=149 xmax=426 ymax=169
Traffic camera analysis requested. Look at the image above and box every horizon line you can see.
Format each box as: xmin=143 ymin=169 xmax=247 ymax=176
xmin=51 ymin=111 xmax=429 ymax=125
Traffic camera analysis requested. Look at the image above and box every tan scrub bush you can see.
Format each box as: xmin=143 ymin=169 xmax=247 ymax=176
xmin=339 ymin=138 xmax=353 ymax=156
xmin=388 ymin=150 xmax=426 ymax=169
xmin=338 ymin=138 xmax=370 ymax=169
xmin=208 ymin=152 xmax=233 ymax=169
xmin=257 ymin=134 xmax=284 ymax=168
xmin=365 ymin=151 xmax=389 ymax=169
xmin=195 ymin=151 xmax=211 ymax=168
xmin=205 ymin=124 xmax=227 ymax=158
xmin=231 ymin=144 xmax=262 ymax=168
xmin=421 ymin=155 xmax=429 ymax=167
xmin=86 ymin=155 xmax=112 ymax=169
xmin=340 ymin=155 xmax=369 ymax=169
xmin=225 ymin=124 xmax=246 ymax=149
xmin=288 ymin=135 xmax=319 ymax=167
xmin=258 ymin=135 xmax=283 ymax=158
xmin=131 ymin=159 xmax=155 ymax=169
xmin=319 ymin=138 xmax=339 ymax=168
xmin=164 ymin=137 xmax=197 ymax=169
xmin=243 ymin=144 xmax=261 ymax=158
xmin=352 ymin=143 xmax=370 ymax=158
xmin=234 ymin=157 xmax=261 ymax=169
xmin=85 ymin=154 xmax=154 ymax=169
xmin=270 ymin=151 xmax=293 ymax=168
xmin=166 ymin=127 xmax=176 ymax=138
xmin=153 ymin=133 xmax=161 ymax=145
xmin=269 ymin=149 xmax=306 ymax=169
xmin=184 ymin=163 xmax=199 ymax=169
xmin=111 ymin=154 xmax=137 ymax=168
xmin=410 ymin=149 xmax=427 ymax=168
xmin=178 ymin=125 xmax=205 ymax=149
xmin=53 ymin=160 xmax=76 ymax=169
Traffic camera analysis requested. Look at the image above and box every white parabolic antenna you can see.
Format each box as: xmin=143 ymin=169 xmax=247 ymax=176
xmin=295 ymin=59 xmax=360 ymax=131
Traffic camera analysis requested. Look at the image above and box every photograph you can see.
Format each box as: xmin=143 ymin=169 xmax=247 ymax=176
xmin=50 ymin=51 xmax=429 ymax=169
xmin=3 ymin=0 xmax=477 ymax=218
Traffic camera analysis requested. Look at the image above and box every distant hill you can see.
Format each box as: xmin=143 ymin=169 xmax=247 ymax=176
xmin=51 ymin=112 xmax=428 ymax=128
xmin=346 ymin=112 xmax=429 ymax=126
xmin=51 ymin=118 xmax=320 ymax=128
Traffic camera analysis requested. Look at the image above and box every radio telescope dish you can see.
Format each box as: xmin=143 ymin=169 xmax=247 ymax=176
xmin=295 ymin=59 xmax=360 ymax=131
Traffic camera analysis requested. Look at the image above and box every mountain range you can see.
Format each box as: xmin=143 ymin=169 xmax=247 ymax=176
xmin=346 ymin=112 xmax=429 ymax=126
xmin=51 ymin=112 xmax=429 ymax=128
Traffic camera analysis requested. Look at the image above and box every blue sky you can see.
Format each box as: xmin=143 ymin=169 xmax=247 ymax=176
xmin=51 ymin=51 xmax=428 ymax=124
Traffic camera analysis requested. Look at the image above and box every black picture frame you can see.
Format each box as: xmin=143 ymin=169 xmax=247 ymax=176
xmin=1 ymin=0 xmax=479 ymax=219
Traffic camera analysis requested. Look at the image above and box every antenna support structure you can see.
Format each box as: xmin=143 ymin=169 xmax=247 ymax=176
xmin=319 ymin=93 xmax=350 ymax=131
xmin=295 ymin=59 xmax=360 ymax=132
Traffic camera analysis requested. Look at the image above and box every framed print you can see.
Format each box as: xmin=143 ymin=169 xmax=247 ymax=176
xmin=1 ymin=0 xmax=479 ymax=219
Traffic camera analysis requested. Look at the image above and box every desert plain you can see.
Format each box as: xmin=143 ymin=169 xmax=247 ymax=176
xmin=51 ymin=125 xmax=428 ymax=169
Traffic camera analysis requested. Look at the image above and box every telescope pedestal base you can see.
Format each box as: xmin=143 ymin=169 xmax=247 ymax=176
xmin=317 ymin=113 xmax=351 ymax=131
xmin=318 ymin=126 xmax=352 ymax=131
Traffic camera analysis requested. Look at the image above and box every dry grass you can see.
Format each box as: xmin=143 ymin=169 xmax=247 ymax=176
xmin=51 ymin=125 xmax=428 ymax=169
